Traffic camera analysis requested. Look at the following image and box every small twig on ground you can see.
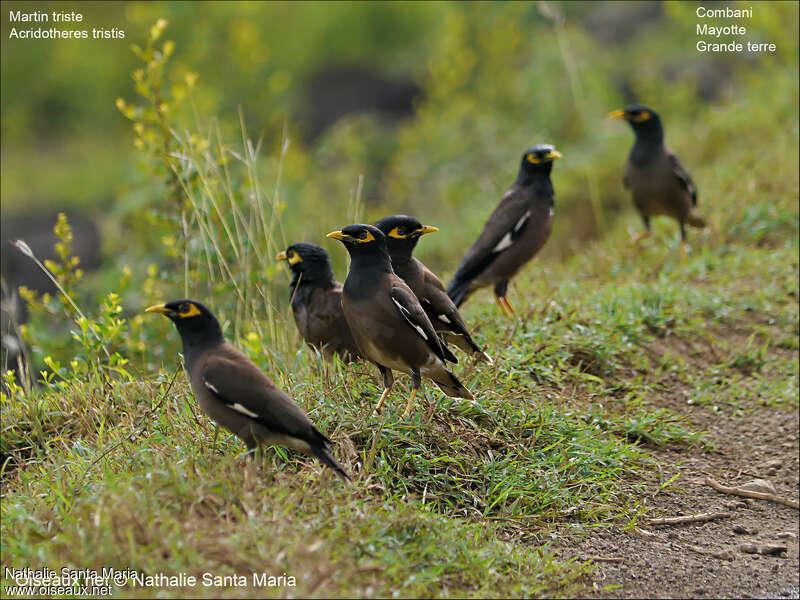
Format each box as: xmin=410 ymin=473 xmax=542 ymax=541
xmin=645 ymin=511 xmax=732 ymax=526
xmin=581 ymin=556 xmax=624 ymax=563
xmin=705 ymin=477 xmax=799 ymax=509
xmin=632 ymin=527 xmax=658 ymax=538
xmin=689 ymin=546 xmax=734 ymax=561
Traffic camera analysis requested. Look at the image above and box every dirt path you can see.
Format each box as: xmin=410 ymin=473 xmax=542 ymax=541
xmin=557 ymin=399 xmax=799 ymax=599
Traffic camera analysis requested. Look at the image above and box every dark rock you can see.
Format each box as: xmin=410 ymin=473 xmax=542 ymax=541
xmin=1 ymin=211 xmax=101 ymax=372
xmin=301 ymin=65 xmax=421 ymax=140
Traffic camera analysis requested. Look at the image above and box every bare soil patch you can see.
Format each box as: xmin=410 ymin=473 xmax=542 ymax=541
xmin=556 ymin=393 xmax=799 ymax=599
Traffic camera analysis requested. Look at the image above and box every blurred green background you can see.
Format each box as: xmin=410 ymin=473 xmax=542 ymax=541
xmin=1 ymin=0 xmax=798 ymax=371
xmin=2 ymin=1 xmax=796 ymax=230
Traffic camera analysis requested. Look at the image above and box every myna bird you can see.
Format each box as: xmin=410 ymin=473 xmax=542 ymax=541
xmin=609 ymin=104 xmax=706 ymax=249
xmin=447 ymin=145 xmax=561 ymax=318
xmin=326 ymin=224 xmax=473 ymax=419
xmin=373 ymin=214 xmax=491 ymax=362
xmin=276 ymin=243 xmax=361 ymax=361
xmin=145 ymin=299 xmax=349 ymax=480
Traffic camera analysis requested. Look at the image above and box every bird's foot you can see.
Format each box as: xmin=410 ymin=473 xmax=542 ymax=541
xmin=401 ymin=388 xmax=419 ymax=420
xmin=496 ymin=296 xmax=515 ymax=319
xmin=630 ymin=230 xmax=651 ymax=246
xmin=372 ymin=387 xmax=391 ymax=417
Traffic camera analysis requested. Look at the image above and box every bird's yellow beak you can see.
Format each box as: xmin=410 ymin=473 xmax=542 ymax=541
xmin=608 ymin=109 xmax=626 ymax=119
xmin=418 ymin=225 xmax=439 ymax=235
xmin=275 ymin=251 xmax=287 ymax=261
xmin=326 ymin=231 xmax=346 ymax=241
xmin=145 ymin=303 xmax=170 ymax=315
xmin=546 ymin=149 xmax=562 ymax=160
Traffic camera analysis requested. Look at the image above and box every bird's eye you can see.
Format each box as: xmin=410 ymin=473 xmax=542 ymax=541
xmin=359 ymin=230 xmax=368 ymax=239
xmin=398 ymin=228 xmax=405 ymax=236
xmin=180 ymin=303 xmax=191 ymax=313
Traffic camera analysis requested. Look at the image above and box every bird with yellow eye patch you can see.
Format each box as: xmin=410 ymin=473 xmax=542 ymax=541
xmin=276 ymin=242 xmax=362 ymax=361
xmin=374 ymin=214 xmax=491 ymax=363
xmin=609 ymin=104 xmax=706 ymax=256
xmin=145 ymin=299 xmax=350 ymax=480
xmin=327 ymin=224 xmax=473 ymax=419
xmin=447 ymin=144 xmax=561 ymax=318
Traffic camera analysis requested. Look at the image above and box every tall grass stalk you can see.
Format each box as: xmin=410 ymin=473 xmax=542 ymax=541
xmin=540 ymin=0 xmax=607 ymax=234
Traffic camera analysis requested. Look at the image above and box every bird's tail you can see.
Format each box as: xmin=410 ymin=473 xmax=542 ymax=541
xmin=686 ymin=212 xmax=706 ymax=228
xmin=310 ymin=443 xmax=351 ymax=481
xmin=443 ymin=332 xmax=493 ymax=364
xmin=446 ymin=277 xmax=471 ymax=308
xmin=425 ymin=363 xmax=474 ymax=400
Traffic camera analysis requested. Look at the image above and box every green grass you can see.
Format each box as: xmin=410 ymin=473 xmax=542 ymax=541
xmin=2 ymin=141 xmax=796 ymax=596
xmin=2 ymin=17 xmax=798 ymax=597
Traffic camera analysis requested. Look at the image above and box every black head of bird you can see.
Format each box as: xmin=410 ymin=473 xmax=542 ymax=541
xmin=326 ymin=224 xmax=392 ymax=267
xmin=146 ymin=298 xmax=351 ymax=480
xmin=276 ymin=243 xmax=336 ymax=288
xmin=373 ymin=215 xmax=438 ymax=261
xmin=145 ymin=299 xmax=223 ymax=354
xmin=517 ymin=144 xmax=562 ymax=185
xmin=609 ymin=104 xmax=663 ymax=139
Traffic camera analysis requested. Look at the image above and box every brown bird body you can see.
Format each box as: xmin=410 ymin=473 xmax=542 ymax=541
xmin=447 ymin=145 xmax=561 ymax=317
xmin=456 ymin=192 xmax=553 ymax=294
xmin=291 ymin=284 xmax=357 ymax=357
xmin=146 ymin=299 xmax=349 ymax=480
xmin=374 ymin=215 xmax=490 ymax=360
xmin=623 ymin=149 xmax=705 ymax=230
xmin=277 ymin=243 xmax=361 ymax=361
xmin=328 ymin=224 xmax=472 ymax=418
xmin=611 ymin=104 xmax=706 ymax=243
xmin=189 ymin=342 xmax=328 ymax=454
xmin=345 ymin=273 xmax=468 ymax=398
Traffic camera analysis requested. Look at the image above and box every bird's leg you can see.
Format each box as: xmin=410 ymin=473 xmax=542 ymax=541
xmin=501 ymin=296 xmax=516 ymax=316
xmin=211 ymin=424 xmax=219 ymax=456
xmin=373 ymin=388 xmax=391 ymax=416
xmin=372 ymin=365 xmax=394 ymax=416
xmin=680 ymin=243 xmax=689 ymax=263
xmin=679 ymin=222 xmax=689 ymax=263
xmin=401 ymin=370 xmax=422 ymax=419
xmin=494 ymin=282 xmax=514 ymax=319
xmin=495 ymin=295 xmax=511 ymax=318
xmin=630 ymin=216 xmax=651 ymax=245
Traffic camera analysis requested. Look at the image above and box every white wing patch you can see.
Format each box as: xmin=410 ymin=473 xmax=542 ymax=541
xmin=204 ymin=378 xmax=260 ymax=420
xmin=439 ymin=315 xmax=451 ymax=324
xmin=392 ymin=297 xmax=428 ymax=341
xmin=231 ymin=402 xmax=259 ymax=419
xmin=493 ymin=232 xmax=514 ymax=253
xmin=492 ymin=210 xmax=530 ymax=253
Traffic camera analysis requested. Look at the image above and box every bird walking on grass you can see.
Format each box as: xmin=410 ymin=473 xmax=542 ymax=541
xmin=609 ymin=104 xmax=706 ymax=255
xmin=276 ymin=243 xmax=361 ymax=362
xmin=146 ymin=299 xmax=349 ymax=480
xmin=327 ymin=224 xmax=473 ymax=419
xmin=374 ymin=214 xmax=491 ymax=363
xmin=447 ymin=145 xmax=561 ymax=318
